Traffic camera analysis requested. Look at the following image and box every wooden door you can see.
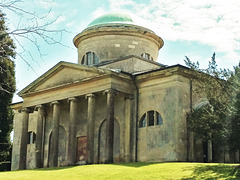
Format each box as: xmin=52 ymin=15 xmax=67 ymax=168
xmin=77 ymin=136 xmax=88 ymax=162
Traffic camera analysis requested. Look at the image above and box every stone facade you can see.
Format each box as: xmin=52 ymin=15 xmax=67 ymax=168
xmin=11 ymin=13 xmax=239 ymax=170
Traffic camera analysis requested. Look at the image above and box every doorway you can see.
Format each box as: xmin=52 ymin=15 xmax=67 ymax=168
xmin=77 ymin=136 xmax=88 ymax=162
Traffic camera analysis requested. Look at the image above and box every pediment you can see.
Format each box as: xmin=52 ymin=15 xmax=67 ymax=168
xmin=98 ymin=56 xmax=165 ymax=73
xmin=19 ymin=62 xmax=108 ymax=96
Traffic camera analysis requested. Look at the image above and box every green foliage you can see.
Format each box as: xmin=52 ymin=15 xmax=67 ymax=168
xmin=228 ymin=64 xmax=240 ymax=150
xmin=0 ymin=162 xmax=239 ymax=179
xmin=0 ymin=161 xmax=11 ymax=171
xmin=0 ymin=11 xmax=16 ymax=162
xmin=183 ymin=164 xmax=240 ymax=180
xmin=229 ymin=103 xmax=240 ymax=150
xmin=187 ymin=101 xmax=227 ymax=142
xmin=185 ymin=53 xmax=231 ymax=144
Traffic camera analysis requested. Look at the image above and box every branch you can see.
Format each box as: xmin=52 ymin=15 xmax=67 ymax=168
xmin=0 ymin=64 xmax=7 ymax=73
xmin=1 ymin=0 xmax=71 ymax=73
xmin=0 ymin=84 xmax=11 ymax=94
xmin=0 ymin=0 xmax=50 ymax=19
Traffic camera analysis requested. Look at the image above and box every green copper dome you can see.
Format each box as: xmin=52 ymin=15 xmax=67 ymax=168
xmin=87 ymin=13 xmax=134 ymax=27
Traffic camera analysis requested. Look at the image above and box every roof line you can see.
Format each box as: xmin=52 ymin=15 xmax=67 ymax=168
xmin=11 ymin=101 xmax=23 ymax=106
xmin=96 ymin=55 xmax=167 ymax=67
xmin=133 ymin=64 xmax=190 ymax=76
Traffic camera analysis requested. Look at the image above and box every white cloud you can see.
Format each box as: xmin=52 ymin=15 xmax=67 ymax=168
xmin=107 ymin=0 xmax=240 ymax=64
xmin=55 ymin=15 xmax=66 ymax=24
xmin=108 ymin=0 xmax=136 ymax=9
xmin=91 ymin=7 xmax=107 ymax=19
xmin=33 ymin=0 xmax=59 ymax=9
xmin=66 ymin=21 xmax=75 ymax=27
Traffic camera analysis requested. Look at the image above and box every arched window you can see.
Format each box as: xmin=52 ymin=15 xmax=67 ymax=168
xmin=81 ymin=52 xmax=99 ymax=65
xmin=156 ymin=112 xmax=163 ymax=125
xmin=141 ymin=53 xmax=152 ymax=61
xmin=81 ymin=57 xmax=85 ymax=64
xmin=148 ymin=110 xmax=154 ymax=126
xmin=139 ymin=114 xmax=146 ymax=128
xmin=93 ymin=53 xmax=99 ymax=64
xmin=28 ymin=131 xmax=36 ymax=144
xmin=139 ymin=110 xmax=163 ymax=128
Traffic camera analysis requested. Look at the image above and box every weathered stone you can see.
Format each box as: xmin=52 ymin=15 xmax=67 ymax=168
xmin=49 ymin=101 xmax=60 ymax=167
xmin=19 ymin=108 xmax=30 ymax=170
xmin=104 ymin=89 xmax=115 ymax=163
xmin=86 ymin=94 xmax=96 ymax=164
xmin=67 ymin=97 xmax=78 ymax=165
xmin=11 ymin=13 xmax=237 ymax=170
xmin=35 ymin=105 xmax=45 ymax=168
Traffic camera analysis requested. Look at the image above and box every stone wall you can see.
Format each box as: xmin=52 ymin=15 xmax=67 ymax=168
xmin=11 ymin=111 xmax=23 ymax=170
xmin=39 ymin=90 xmax=134 ymax=167
xmin=136 ymin=73 xmax=196 ymax=162
xmin=77 ymin=34 xmax=159 ymax=63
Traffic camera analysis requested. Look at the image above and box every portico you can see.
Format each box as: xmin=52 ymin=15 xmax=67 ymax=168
xmin=11 ymin=62 xmax=134 ymax=169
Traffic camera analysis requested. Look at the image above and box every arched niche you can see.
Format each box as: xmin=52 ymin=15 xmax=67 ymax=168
xmin=48 ymin=126 xmax=67 ymax=167
xmin=98 ymin=119 xmax=120 ymax=163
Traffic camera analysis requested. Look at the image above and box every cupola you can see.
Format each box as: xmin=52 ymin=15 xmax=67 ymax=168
xmin=73 ymin=13 xmax=164 ymax=65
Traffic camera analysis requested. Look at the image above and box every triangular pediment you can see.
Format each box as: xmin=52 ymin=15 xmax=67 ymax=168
xmin=18 ymin=61 xmax=109 ymax=96
xmin=98 ymin=55 xmax=166 ymax=73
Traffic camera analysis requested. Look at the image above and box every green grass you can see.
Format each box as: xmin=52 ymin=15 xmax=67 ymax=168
xmin=0 ymin=162 xmax=239 ymax=180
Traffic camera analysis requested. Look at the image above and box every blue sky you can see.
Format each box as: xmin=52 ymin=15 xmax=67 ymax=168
xmin=3 ymin=0 xmax=240 ymax=102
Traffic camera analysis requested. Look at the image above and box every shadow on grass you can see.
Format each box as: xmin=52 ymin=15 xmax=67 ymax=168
xmin=33 ymin=162 xmax=153 ymax=171
xmin=113 ymin=162 xmax=160 ymax=167
xmin=12 ymin=162 xmax=156 ymax=172
xmin=182 ymin=164 xmax=240 ymax=180
xmin=33 ymin=165 xmax=75 ymax=171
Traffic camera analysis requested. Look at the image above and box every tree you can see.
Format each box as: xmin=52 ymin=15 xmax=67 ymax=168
xmin=185 ymin=53 xmax=232 ymax=162
xmin=0 ymin=1 xmax=66 ymax=166
xmin=0 ymin=0 xmax=67 ymax=75
xmin=187 ymin=99 xmax=228 ymax=143
xmin=0 ymin=1 xmax=66 ymax=164
xmin=0 ymin=11 xmax=16 ymax=162
xmin=229 ymin=94 xmax=240 ymax=151
xmin=228 ymin=64 xmax=240 ymax=152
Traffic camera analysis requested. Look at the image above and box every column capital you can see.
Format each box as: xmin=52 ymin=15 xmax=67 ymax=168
xmin=85 ymin=93 xmax=96 ymax=99
xmin=50 ymin=101 xmax=60 ymax=106
xmin=68 ymin=97 xmax=78 ymax=103
xmin=34 ymin=105 xmax=45 ymax=111
xmin=18 ymin=107 xmax=30 ymax=113
xmin=104 ymin=88 xmax=118 ymax=95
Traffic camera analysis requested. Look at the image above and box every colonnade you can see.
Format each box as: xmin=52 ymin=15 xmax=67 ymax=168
xmin=15 ymin=88 xmax=132 ymax=169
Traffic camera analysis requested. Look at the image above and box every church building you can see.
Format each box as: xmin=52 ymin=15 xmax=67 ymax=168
xmin=11 ymin=13 xmax=203 ymax=170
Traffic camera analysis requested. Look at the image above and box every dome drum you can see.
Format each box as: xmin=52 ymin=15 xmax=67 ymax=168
xmin=73 ymin=13 xmax=164 ymax=65
xmin=75 ymin=31 xmax=161 ymax=64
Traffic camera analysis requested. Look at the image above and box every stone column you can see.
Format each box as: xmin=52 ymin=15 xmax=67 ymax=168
xmin=188 ymin=79 xmax=195 ymax=162
xmin=208 ymin=140 xmax=213 ymax=162
xmin=105 ymin=89 xmax=115 ymax=163
xmin=67 ymin=97 xmax=78 ymax=165
xmin=124 ymin=95 xmax=133 ymax=162
xmin=19 ymin=108 xmax=30 ymax=170
xmin=235 ymin=150 xmax=239 ymax=163
xmin=50 ymin=101 xmax=60 ymax=167
xmin=35 ymin=105 xmax=45 ymax=168
xmin=225 ymin=146 xmax=230 ymax=163
xmin=86 ymin=94 xmax=96 ymax=164
xmin=188 ymin=132 xmax=195 ymax=161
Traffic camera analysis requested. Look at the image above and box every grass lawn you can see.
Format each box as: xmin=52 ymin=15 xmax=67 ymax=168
xmin=0 ymin=162 xmax=239 ymax=180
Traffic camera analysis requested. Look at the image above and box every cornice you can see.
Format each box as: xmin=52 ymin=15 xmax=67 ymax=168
xmin=73 ymin=26 xmax=164 ymax=50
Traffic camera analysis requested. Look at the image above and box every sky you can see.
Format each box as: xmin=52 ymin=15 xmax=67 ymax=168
xmin=2 ymin=0 xmax=240 ymax=102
